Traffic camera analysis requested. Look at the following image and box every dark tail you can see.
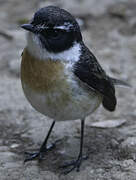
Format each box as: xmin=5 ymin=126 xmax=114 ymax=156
xmin=110 ymin=77 xmax=131 ymax=88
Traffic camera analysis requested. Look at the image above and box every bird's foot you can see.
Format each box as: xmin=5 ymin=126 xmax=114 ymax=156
xmin=24 ymin=140 xmax=59 ymax=162
xmin=60 ymin=154 xmax=88 ymax=174
xmin=24 ymin=151 xmax=41 ymax=162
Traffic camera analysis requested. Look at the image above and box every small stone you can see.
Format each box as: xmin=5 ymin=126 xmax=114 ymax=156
xmin=122 ymin=159 xmax=135 ymax=169
xmin=110 ymin=139 xmax=119 ymax=149
xmin=10 ymin=144 xmax=19 ymax=149
xmin=120 ymin=137 xmax=136 ymax=154
xmin=90 ymin=119 xmax=126 ymax=128
xmin=8 ymin=58 xmax=20 ymax=77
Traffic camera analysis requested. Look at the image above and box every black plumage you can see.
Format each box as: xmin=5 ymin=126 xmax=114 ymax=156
xmin=74 ymin=43 xmax=117 ymax=111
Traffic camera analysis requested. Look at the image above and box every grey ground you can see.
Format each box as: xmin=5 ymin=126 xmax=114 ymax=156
xmin=0 ymin=0 xmax=136 ymax=179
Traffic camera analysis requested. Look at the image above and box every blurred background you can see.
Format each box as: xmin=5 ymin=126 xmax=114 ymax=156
xmin=0 ymin=0 xmax=136 ymax=179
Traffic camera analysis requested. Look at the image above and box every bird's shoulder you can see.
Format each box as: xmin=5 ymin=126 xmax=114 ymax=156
xmin=73 ymin=43 xmax=116 ymax=111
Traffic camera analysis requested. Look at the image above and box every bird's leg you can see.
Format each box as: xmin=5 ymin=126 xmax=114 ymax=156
xmin=60 ymin=119 xmax=88 ymax=174
xmin=24 ymin=120 xmax=56 ymax=162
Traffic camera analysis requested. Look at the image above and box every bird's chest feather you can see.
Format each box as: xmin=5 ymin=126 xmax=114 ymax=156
xmin=21 ymin=49 xmax=101 ymax=121
xmin=21 ymin=48 xmax=67 ymax=93
xmin=21 ymin=49 xmax=75 ymax=116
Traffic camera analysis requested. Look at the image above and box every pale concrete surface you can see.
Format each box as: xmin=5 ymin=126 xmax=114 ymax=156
xmin=0 ymin=0 xmax=136 ymax=179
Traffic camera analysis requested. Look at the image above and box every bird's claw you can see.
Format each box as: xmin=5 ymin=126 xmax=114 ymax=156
xmin=24 ymin=140 xmax=60 ymax=163
xmin=24 ymin=152 xmax=41 ymax=162
xmin=60 ymin=154 xmax=88 ymax=174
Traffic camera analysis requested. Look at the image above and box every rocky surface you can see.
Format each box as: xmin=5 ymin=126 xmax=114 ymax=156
xmin=0 ymin=0 xmax=136 ymax=179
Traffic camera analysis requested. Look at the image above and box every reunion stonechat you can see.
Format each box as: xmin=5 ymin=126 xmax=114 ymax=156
xmin=21 ymin=6 xmax=129 ymax=174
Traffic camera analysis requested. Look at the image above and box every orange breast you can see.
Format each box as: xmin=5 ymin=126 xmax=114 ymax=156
xmin=21 ymin=48 xmax=66 ymax=93
xmin=21 ymin=49 xmax=102 ymax=120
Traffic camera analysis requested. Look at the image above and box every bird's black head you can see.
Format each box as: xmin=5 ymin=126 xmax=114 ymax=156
xmin=21 ymin=6 xmax=82 ymax=53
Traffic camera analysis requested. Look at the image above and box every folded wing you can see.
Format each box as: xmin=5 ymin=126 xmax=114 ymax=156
xmin=73 ymin=45 xmax=116 ymax=111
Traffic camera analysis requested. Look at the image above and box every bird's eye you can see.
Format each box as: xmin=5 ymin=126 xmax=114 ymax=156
xmin=41 ymin=29 xmax=64 ymax=39
xmin=47 ymin=29 xmax=59 ymax=38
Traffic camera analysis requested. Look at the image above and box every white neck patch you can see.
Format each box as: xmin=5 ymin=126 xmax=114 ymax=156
xmin=27 ymin=33 xmax=81 ymax=63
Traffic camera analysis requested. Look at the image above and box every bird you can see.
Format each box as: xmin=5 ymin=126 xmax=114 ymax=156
xmin=21 ymin=6 xmax=129 ymax=174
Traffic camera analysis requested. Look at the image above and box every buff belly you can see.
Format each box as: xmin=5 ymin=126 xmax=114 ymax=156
xmin=21 ymin=49 xmax=102 ymax=121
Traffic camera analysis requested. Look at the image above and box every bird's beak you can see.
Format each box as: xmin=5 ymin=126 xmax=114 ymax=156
xmin=21 ymin=24 xmax=36 ymax=33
